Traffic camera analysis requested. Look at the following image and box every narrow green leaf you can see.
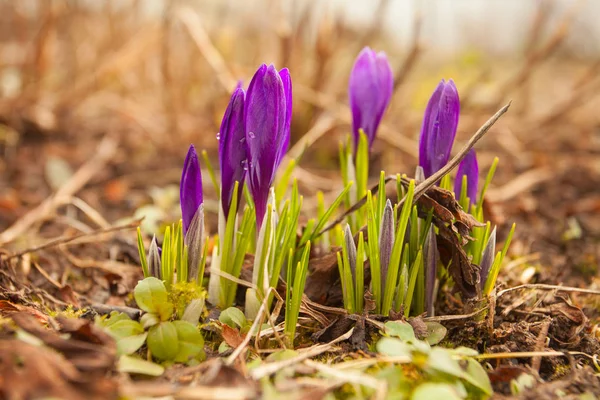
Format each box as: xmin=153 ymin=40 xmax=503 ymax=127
xmin=201 ymin=150 xmax=219 ymax=199
xmin=137 ymin=228 xmax=149 ymax=278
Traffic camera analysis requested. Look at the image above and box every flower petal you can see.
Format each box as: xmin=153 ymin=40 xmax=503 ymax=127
xmin=245 ymin=64 xmax=287 ymax=226
xmin=454 ymin=149 xmax=479 ymax=205
xmin=219 ymin=87 xmax=247 ymax=216
xmin=349 ymin=47 xmax=393 ymax=150
xmin=180 ymin=144 xmax=203 ymax=234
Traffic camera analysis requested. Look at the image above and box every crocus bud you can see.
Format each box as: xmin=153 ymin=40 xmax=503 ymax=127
xmin=245 ymin=64 xmax=292 ymax=227
xmin=185 ymin=204 xmax=204 ymax=282
xmin=379 ymin=199 xmax=395 ymax=290
xmin=454 ymin=149 xmax=479 ymax=205
xmin=148 ymin=235 xmax=161 ymax=279
xmin=343 ymin=224 xmax=357 ymax=280
xmin=418 ymin=79 xmax=460 ymax=177
xmin=348 ymin=47 xmax=393 ymax=151
xmin=479 ymin=227 xmax=496 ymax=289
xmin=219 ymin=87 xmax=247 ymax=217
xmin=424 ymin=224 xmax=439 ymax=317
xmin=180 ymin=145 xmax=203 ymax=235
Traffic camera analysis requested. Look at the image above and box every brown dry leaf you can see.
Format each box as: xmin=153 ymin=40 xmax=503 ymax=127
xmin=0 ymin=300 xmax=49 ymax=324
xmin=0 ymin=339 xmax=118 ymax=400
xmin=222 ymin=324 xmax=245 ymax=348
xmin=436 ymin=222 xmax=480 ymax=298
xmin=12 ymin=313 xmax=117 ymax=373
xmin=59 ymin=285 xmax=81 ymax=308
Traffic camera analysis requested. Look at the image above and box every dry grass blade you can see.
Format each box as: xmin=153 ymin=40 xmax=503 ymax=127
xmin=249 ymin=327 xmax=354 ymax=380
xmin=3 ymin=219 xmax=140 ymax=260
xmin=0 ymin=136 xmax=118 ymax=245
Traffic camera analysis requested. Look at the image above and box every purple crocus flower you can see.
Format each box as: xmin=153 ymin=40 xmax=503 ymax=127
xmin=245 ymin=64 xmax=292 ymax=227
xmin=348 ymin=47 xmax=393 ymax=150
xmin=418 ymin=79 xmax=460 ymax=177
xmin=454 ymin=149 xmax=479 ymax=205
xmin=219 ymin=86 xmax=247 ymax=216
xmin=180 ymin=144 xmax=203 ymax=235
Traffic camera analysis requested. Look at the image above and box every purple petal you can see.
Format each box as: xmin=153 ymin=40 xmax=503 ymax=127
xmin=419 ymin=80 xmax=445 ymax=177
xmin=276 ymin=68 xmax=292 ymax=167
xmin=245 ymin=64 xmax=287 ymax=226
xmin=180 ymin=144 xmax=203 ymax=234
xmin=219 ymin=87 xmax=247 ymax=216
xmin=427 ymin=80 xmax=460 ymax=175
xmin=348 ymin=47 xmax=393 ymax=151
xmin=454 ymin=149 xmax=479 ymax=205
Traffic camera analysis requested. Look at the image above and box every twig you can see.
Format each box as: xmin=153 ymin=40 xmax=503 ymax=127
xmin=249 ymin=327 xmax=354 ymax=380
xmin=3 ymin=219 xmax=140 ymax=260
xmin=498 ymin=284 xmax=600 ymax=298
xmin=226 ymin=287 xmax=276 ymax=366
xmin=531 ymin=319 xmax=551 ymax=374
xmin=89 ymin=303 xmax=142 ymax=320
xmin=423 ymin=306 xmax=488 ymax=322
xmin=475 ymin=350 xmax=595 ymax=362
xmin=0 ymin=136 xmax=118 ymax=245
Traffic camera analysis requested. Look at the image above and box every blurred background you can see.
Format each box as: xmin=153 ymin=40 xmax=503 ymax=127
xmin=0 ymin=0 xmax=598 ymax=291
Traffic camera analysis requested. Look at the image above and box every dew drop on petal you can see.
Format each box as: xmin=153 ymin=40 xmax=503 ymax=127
xmin=248 ymin=131 xmax=256 ymax=139
xmin=239 ymin=137 xmax=246 ymax=144
xmin=216 ymin=132 xmax=220 ymax=140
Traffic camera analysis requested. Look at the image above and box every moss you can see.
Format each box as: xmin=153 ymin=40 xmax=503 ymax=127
xmin=48 ymin=304 xmax=85 ymax=319
xmin=169 ymin=281 xmax=205 ymax=319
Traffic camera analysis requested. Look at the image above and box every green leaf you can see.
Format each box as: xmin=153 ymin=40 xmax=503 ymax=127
xmin=424 ymin=322 xmax=447 ymax=345
xmin=266 ymin=349 xmax=299 ymax=362
xmin=117 ymin=355 xmax=164 ymax=376
xmin=140 ymin=312 xmax=160 ymax=329
xmin=425 ymin=348 xmax=463 ymax=377
xmin=462 ymin=358 xmax=493 ymax=396
xmin=147 ymin=322 xmax=179 ymax=361
xmin=96 ymin=311 xmax=131 ymax=328
xmin=181 ymin=298 xmax=205 ymax=325
xmin=116 ymin=333 xmax=148 ymax=356
xmin=411 ymin=383 xmax=461 ymax=400
xmin=219 ymin=307 xmax=247 ymax=329
xmin=376 ymin=337 xmax=413 ymax=358
xmin=134 ymin=277 xmax=173 ymax=321
xmin=137 ymin=228 xmax=149 ymax=278
xmin=384 ymin=321 xmax=416 ymax=343
xmin=173 ymin=320 xmax=205 ymax=363
xmin=104 ymin=319 xmax=147 ymax=355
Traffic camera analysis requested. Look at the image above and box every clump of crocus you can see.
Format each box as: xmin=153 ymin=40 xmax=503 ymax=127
xmin=245 ymin=64 xmax=292 ymax=227
xmin=454 ymin=149 xmax=479 ymax=206
xmin=348 ymin=47 xmax=394 ymax=151
xmin=219 ymin=86 xmax=247 ymax=217
xmin=418 ymin=79 xmax=460 ymax=178
xmin=180 ymin=144 xmax=205 ymax=282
